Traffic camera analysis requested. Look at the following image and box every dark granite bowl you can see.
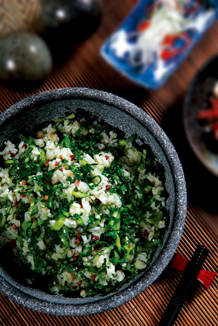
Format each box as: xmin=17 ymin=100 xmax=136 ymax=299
xmin=0 ymin=88 xmax=187 ymax=316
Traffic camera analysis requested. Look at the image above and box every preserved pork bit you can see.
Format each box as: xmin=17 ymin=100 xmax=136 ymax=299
xmin=141 ymin=228 xmax=149 ymax=241
xmin=49 ymin=133 xmax=54 ymax=140
xmin=10 ymin=240 xmax=16 ymax=246
xmin=37 ymin=131 xmax=45 ymax=139
xmin=14 ymin=200 xmax=19 ymax=208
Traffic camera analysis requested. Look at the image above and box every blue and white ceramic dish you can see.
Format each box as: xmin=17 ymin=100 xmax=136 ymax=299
xmin=101 ymin=0 xmax=218 ymax=90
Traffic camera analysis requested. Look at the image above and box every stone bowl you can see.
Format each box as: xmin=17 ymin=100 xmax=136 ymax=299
xmin=0 ymin=88 xmax=187 ymax=316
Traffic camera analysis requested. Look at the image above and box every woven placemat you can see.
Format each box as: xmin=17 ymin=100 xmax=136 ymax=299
xmin=0 ymin=0 xmax=217 ymax=325
xmin=0 ymin=0 xmax=42 ymax=37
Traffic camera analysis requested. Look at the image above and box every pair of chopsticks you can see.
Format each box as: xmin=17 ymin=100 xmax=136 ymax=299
xmin=159 ymin=245 xmax=209 ymax=326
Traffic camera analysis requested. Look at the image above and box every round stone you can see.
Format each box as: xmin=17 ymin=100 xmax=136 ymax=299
xmin=41 ymin=0 xmax=102 ymax=41
xmin=0 ymin=32 xmax=52 ymax=91
xmin=39 ymin=0 xmax=102 ymax=65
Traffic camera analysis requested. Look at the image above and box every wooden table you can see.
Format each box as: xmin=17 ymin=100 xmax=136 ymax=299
xmin=0 ymin=1 xmax=217 ymax=325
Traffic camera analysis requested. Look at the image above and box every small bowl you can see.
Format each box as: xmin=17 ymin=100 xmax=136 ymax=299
xmin=0 ymin=88 xmax=187 ymax=316
xmin=184 ymin=55 xmax=218 ymax=176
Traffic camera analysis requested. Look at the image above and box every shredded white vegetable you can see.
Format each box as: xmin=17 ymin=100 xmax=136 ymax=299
xmin=110 ymin=0 xmax=215 ymax=80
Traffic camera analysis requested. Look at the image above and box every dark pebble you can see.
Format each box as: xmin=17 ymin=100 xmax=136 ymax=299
xmin=0 ymin=32 xmax=52 ymax=91
xmin=40 ymin=0 xmax=102 ymax=65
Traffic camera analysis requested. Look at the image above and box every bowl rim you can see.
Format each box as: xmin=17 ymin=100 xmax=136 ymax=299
xmin=0 ymin=87 xmax=187 ymax=316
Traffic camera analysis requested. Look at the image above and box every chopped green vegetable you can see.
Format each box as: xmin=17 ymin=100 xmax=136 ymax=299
xmin=79 ymin=160 xmax=88 ymax=166
xmin=40 ymin=149 xmax=46 ymax=164
xmin=28 ymin=197 xmax=36 ymax=215
xmin=116 ymin=236 xmax=121 ymax=253
xmin=4 ymin=160 xmax=14 ymax=164
xmin=142 ymin=149 xmax=147 ymax=163
xmin=136 ymin=239 xmax=162 ymax=252
xmin=146 ymin=211 xmax=163 ymax=225
xmin=0 ymin=214 xmax=6 ymax=228
xmin=55 ymin=112 xmax=75 ymax=123
xmin=72 ymin=190 xmax=87 ymax=198
xmin=50 ymin=217 xmax=66 ymax=231
xmin=0 ymin=113 xmax=166 ymax=299
xmin=119 ymin=134 xmax=135 ymax=147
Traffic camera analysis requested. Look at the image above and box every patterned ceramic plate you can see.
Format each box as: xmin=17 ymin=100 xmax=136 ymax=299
xmin=101 ymin=0 xmax=218 ymax=89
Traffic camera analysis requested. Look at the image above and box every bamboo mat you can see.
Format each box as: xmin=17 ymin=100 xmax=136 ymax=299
xmin=0 ymin=1 xmax=218 ymax=325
